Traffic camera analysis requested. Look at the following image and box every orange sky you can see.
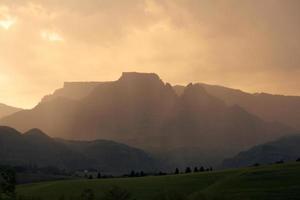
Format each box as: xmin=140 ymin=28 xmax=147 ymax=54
xmin=0 ymin=0 xmax=300 ymax=108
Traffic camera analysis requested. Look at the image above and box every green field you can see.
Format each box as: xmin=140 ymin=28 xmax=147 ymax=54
xmin=17 ymin=162 xmax=300 ymax=200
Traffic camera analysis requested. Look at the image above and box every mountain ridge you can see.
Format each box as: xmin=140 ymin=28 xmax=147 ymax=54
xmin=0 ymin=126 xmax=157 ymax=174
xmin=0 ymin=103 xmax=22 ymax=119
xmin=174 ymin=83 xmax=300 ymax=130
xmin=0 ymin=72 xmax=296 ymax=167
xmin=222 ymin=134 xmax=300 ymax=168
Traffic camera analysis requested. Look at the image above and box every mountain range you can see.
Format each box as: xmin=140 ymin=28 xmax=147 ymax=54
xmin=0 ymin=126 xmax=157 ymax=174
xmin=0 ymin=72 xmax=298 ymax=167
xmin=174 ymin=83 xmax=300 ymax=130
xmin=222 ymin=135 xmax=300 ymax=168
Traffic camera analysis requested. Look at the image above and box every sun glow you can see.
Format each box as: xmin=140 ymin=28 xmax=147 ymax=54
xmin=0 ymin=17 xmax=16 ymax=30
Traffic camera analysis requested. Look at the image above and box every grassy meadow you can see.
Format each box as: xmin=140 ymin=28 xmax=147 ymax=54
xmin=17 ymin=162 xmax=300 ymax=200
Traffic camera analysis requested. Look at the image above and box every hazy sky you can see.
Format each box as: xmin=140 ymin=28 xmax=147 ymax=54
xmin=0 ymin=0 xmax=300 ymax=108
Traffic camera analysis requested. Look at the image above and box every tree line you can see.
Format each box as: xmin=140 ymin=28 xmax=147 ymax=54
xmin=85 ymin=166 xmax=213 ymax=180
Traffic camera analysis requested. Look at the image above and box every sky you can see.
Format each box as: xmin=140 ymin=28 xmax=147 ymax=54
xmin=0 ymin=0 xmax=300 ymax=108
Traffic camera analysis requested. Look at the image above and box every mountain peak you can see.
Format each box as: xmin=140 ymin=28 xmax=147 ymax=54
xmin=24 ymin=128 xmax=50 ymax=139
xmin=183 ymin=83 xmax=208 ymax=97
xmin=181 ymin=83 xmax=226 ymax=110
xmin=0 ymin=126 xmax=21 ymax=136
xmin=118 ymin=72 xmax=162 ymax=84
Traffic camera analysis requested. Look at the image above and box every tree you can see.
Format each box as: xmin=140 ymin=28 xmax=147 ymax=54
xmin=140 ymin=171 xmax=145 ymax=177
xmin=297 ymin=158 xmax=300 ymax=162
xmin=185 ymin=167 xmax=191 ymax=174
xmin=158 ymin=171 xmax=166 ymax=176
xmin=193 ymin=167 xmax=199 ymax=173
xmin=253 ymin=163 xmax=260 ymax=167
xmin=0 ymin=166 xmax=16 ymax=199
xmin=81 ymin=189 xmax=95 ymax=200
xmin=130 ymin=170 xmax=136 ymax=177
xmin=88 ymin=175 xmax=93 ymax=179
xmin=97 ymin=172 xmax=101 ymax=179
xmin=135 ymin=172 xmax=140 ymax=177
xmin=175 ymin=168 xmax=179 ymax=175
xmin=199 ymin=166 xmax=205 ymax=172
xmin=102 ymin=186 xmax=133 ymax=200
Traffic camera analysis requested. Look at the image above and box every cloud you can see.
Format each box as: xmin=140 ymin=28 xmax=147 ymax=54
xmin=0 ymin=0 xmax=299 ymax=108
xmin=41 ymin=30 xmax=64 ymax=42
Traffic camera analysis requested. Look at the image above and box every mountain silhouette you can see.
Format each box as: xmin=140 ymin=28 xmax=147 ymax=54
xmin=174 ymin=83 xmax=300 ymax=130
xmin=0 ymin=72 xmax=295 ymax=166
xmin=0 ymin=126 xmax=157 ymax=174
xmin=222 ymin=135 xmax=300 ymax=168
xmin=0 ymin=103 xmax=22 ymax=119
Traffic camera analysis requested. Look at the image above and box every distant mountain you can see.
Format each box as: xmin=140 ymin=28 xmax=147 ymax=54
xmin=0 ymin=103 xmax=22 ymax=119
xmin=174 ymin=83 xmax=300 ymax=130
xmin=0 ymin=72 xmax=295 ymax=167
xmin=0 ymin=126 xmax=157 ymax=174
xmin=222 ymin=135 xmax=300 ymax=168
xmin=42 ymin=82 xmax=104 ymax=102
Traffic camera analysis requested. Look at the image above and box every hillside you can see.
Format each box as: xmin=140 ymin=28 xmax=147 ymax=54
xmin=17 ymin=162 xmax=300 ymax=200
xmin=0 ymin=126 xmax=157 ymax=174
xmin=0 ymin=103 xmax=22 ymax=119
xmin=0 ymin=72 xmax=294 ymax=167
xmin=174 ymin=83 xmax=300 ymax=130
xmin=222 ymin=135 xmax=300 ymax=168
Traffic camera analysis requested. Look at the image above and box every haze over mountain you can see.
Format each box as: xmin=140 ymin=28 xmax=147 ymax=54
xmin=23 ymin=75 xmax=300 ymax=132
xmin=1 ymin=72 xmax=295 ymax=167
xmin=223 ymin=135 xmax=300 ymax=168
xmin=0 ymin=103 xmax=22 ymax=119
xmin=0 ymin=126 xmax=157 ymax=174
xmin=174 ymin=84 xmax=300 ymax=130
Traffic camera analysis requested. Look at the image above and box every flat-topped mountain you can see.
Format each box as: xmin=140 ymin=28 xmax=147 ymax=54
xmin=0 ymin=103 xmax=22 ymax=119
xmin=0 ymin=72 xmax=296 ymax=167
xmin=41 ymin=72 xmax=164 ymax=103
xmin=0 ymin=126 xmax=157 ymax=174
xmin=25 ymin=74 xmax=300 ymax=132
